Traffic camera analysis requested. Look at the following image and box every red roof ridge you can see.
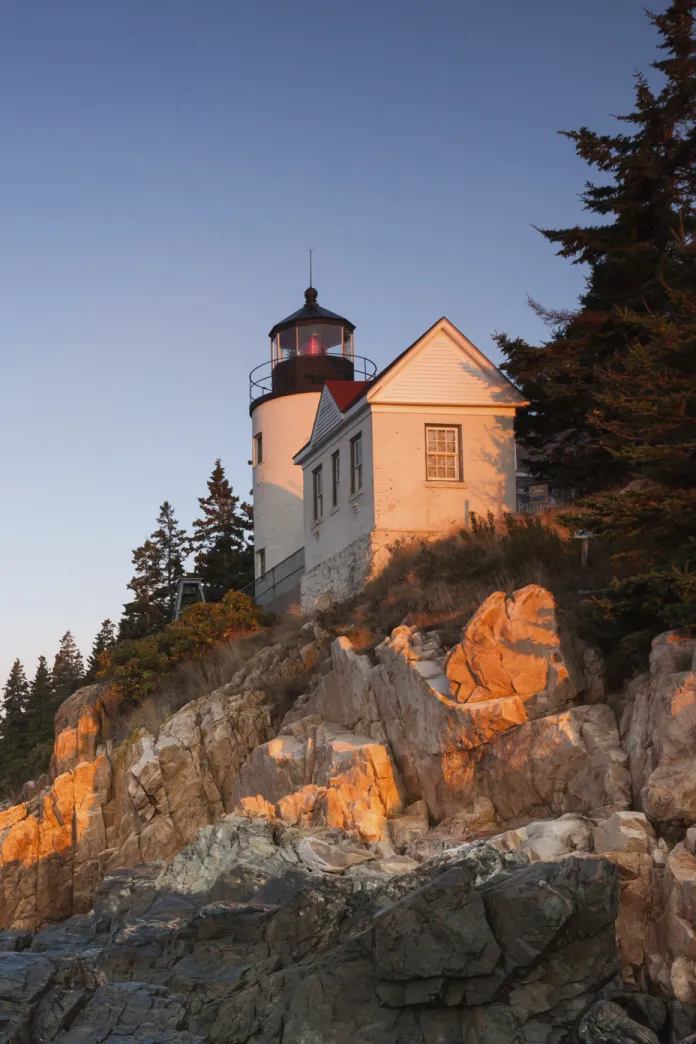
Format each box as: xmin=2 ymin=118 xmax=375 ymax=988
xmin=324 ymin=379 xmax=371 ymax=413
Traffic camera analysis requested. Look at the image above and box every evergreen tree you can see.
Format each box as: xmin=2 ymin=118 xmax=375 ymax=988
xmin=496 ymin=0 xmax=696 ymax=493
xmin=571 ymin=228 xmax=696 ymax=632
xmin=191 ymin=459 xmax=253 ymax=598
xmin=52 ymin=631 xmax=85 ymax=703
xmin=1 ymin=659 xmax=29 ymax=738
xmin=0 ymin=660 xmax=30 ymax=786
xmin=25 ymin=655 xmax=56 ymax=765
xmin=119 ymin=501 xmax=188 ymax=638
xmin=151 ymin=501 xmax=188 ymax=617
xmin=85 ymin=619 xmax=117 ymax=682
xmin=119 ymin=539 xmax=167 ymax=639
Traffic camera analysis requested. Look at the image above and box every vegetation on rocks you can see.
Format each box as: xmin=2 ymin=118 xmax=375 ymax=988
xmin=321 ymin=512 xmax=637 ymax=677
xmin=98 ymin=589 xmax=268 ymax=707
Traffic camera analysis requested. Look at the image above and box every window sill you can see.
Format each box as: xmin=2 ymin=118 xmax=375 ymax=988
xmin=349 ymin=490 xmax=364 ymax=503
xmin=330 ymin=505 xmax=340 ymax=516
xmin=424 ymin=480 xmax=467 ymax=488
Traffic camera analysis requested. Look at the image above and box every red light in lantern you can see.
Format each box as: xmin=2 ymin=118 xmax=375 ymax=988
xmin=305 ymin=334 xmax=321 ymax=355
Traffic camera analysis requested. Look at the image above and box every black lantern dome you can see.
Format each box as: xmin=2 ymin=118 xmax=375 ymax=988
xmin=269 ymin=286 xmax=355 ymax=368
xmin=269 ymin=286 xmax=355 ymax=341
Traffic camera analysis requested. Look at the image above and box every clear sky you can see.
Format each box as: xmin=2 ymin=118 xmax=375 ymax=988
xmin=0 ymin=0 xmax=663 ymax=683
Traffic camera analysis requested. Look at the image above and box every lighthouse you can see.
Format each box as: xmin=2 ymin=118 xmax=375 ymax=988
xmin=249 ymin=286 xmax=374 ymax=608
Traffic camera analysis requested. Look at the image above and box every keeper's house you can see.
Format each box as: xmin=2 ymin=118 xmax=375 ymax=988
xmin=248 ymin=287 xmax=527 ymax=614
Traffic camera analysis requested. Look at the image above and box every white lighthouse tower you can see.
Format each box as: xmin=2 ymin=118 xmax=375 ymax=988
xmin=249 ymin=286 xmax=373 ymax=609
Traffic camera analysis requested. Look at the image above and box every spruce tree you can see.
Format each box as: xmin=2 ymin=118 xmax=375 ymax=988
xmin=496 ymin=0 xmax=696 ymax=493
xmin=191 ymin=459 xmax=253 ymax=598
xmin=571 ymin=228 xmax=696 ymax=632
xmin=151 ymin=501 xmax=188 ymax=617
xmin=25 ymin=655 xmax=56 ymax=767
xmin=0 ymin=660 xmax=30 ymax=787
xmin=119 ymin=539 xmax=167 ymax=639
xmin=85 ymin=619 xmax=117 ymax=682
xmin=52 ymin=631 xmax=85 ymax=703
xmin=1 ymin=659 xmax=29 ymax=740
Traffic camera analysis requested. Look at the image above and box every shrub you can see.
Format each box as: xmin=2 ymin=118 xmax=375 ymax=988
xmin=99 ymin=590 xmax=268 ymax=706
xmin=330 ymin=513 xmax=581 ymax=641
xmin=321 ymin=512 xmax=642 ymax=684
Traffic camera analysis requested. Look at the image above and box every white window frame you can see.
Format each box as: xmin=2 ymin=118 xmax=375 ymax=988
xmin=313 ymin=465 xmax=324 ymax=521
xmin=331 ymin=450 xmax=340 ymax=507
xmin=253 ymin=432 xmax=263 ymax=466
xmin=425 ymin=425 xmax=462 ymax=482
xmin=350 ymin=433 xmax=363 ymax=494
xmin=256 ymin=548 xmax=266 ymax=577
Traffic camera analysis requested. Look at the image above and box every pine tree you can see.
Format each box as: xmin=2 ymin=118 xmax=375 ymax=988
xmin=119 ymin=538 xmax=167 ymax=639
xmin=119 ymin=501 xmax=188 ymax=638
xmin=151 ymin=501 xmax=188 ymax=618
xmin=191 ymin=459 xmax=253 ymax=598
xmin=24 ymin=655 xmax=56 ymax=763
xmin=0 ymin=660 xmax=30 ymax=786
xmin=85 ymin=619 xmax=117 ymax=682
xmin=52 ymin=631 xmax=85 ymax=703
xmin=1 ymin=660 xmax=29 ymax=736
xmin=571 ymin=228 xmax=696 ymax=633
xmin=496 ymin=0 xmax=696 ymax=493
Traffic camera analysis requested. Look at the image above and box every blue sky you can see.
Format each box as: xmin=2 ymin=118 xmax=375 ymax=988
xmin=0 ymin=1 xmax=662 ymax=682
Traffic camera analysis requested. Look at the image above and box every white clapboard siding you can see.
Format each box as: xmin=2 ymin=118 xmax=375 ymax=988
xmin=309 ymin=387 xmax=343 ymax=446
xmin=372 ymin=327 xmax=522 ymax=407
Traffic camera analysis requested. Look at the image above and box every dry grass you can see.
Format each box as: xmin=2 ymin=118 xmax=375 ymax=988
xmin=114 ymin=515 xmax=637 ymax=745
xmin=117 ymin=614 xmax=307 ymax=741
xmin=321 ymin=515 xmax=583 ymax=647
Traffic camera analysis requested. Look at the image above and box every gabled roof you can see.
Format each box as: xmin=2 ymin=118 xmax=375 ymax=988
xmin=366 ymin=317 xmax=526 ymax=408
xmin=294 ymin=317 xmax=527 ymax=465
xmin=294 ymin=380 xmax=371 ymax=460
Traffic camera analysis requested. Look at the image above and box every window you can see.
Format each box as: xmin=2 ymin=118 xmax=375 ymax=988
xmin=256 ymin=548 xmax=266 ymax=577
xmin=253 ymin=433 xmax=263 ymax=466
xmin=331 ymin=450 xmax=340 ymax=507
xmin=313 ymin=465 xmax=324 ymax=521
xmin=425 ymin=425 xmax=461 ymax=481
xmin=350 ymin=433 xmax=363 ymax=494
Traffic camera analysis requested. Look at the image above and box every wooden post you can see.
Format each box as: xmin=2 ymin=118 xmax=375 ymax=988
xmin=573 ymin=530 xmax=596 ymax=569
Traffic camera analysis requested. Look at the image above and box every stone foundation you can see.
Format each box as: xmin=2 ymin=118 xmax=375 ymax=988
xmin=301 ymin=533 xmax=373 ymax=612
xmin=300 ymin=528 xmax=460 ymax=613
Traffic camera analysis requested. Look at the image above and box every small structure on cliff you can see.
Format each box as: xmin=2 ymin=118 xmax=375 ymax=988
xmin=249 ymin=288 xmax=527 ymax=612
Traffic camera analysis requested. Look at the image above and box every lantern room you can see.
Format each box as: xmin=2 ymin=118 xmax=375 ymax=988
xmin=270 ymin=286 xmax=354 ymax=365
xmin=250 ymin=287 xmax=375 ymax=406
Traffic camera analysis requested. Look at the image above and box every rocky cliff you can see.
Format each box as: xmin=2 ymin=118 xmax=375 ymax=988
xmin=1 ymin=584 xmax=696 ymax=1042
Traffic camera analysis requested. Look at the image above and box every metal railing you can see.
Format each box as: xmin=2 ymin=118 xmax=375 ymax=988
xmin=516 ymin=489 xmax=575 ymax=514
xmin=252 ymin=547 xmax=306 ymax=609
xmin=249 ymin=353 xmax=377 ymax=404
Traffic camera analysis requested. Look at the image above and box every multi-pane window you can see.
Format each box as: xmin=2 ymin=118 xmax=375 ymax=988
xmin=256 ymin=548 xmax=266 ymax=577
xmin=313 ymin=465 xmax=324 ymax=521
xmin=331 ymin=451 xmax=340 ymax=507
xmin=426 ymin=426 xmax=461 ymax=481
xmin=350 ymin=433 xmax=363 ymax=494
xmin=253 ymin=433 xmax=263 ymax=466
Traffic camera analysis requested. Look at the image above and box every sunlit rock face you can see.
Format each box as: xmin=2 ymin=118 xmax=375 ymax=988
xmin=234 ymin=719 xmax=405 ymax=842
xmin=0 ymin=686 xmax=272 ymax=932
xmin=621 ymin=631 xmax=696 ymax=830
xmin=0 ymin=756 xmax=111 ymax=930
xmin=282 ymin=585 xmax=629 ymax=825
xmin=4 ymin=581 xmax=696 ymax=1024
xmin=444 ymin=585 xmax=583 ymax=714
